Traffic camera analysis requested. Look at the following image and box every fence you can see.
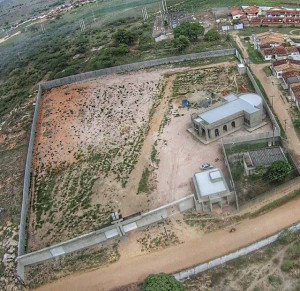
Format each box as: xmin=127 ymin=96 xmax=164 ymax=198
xmin=41 ymin=49 xmax=236 ymax=89
xmin=174 ymin=222 xmax=300 ymax=281
xmin=17 ymin=194 xmax=195 ymax=281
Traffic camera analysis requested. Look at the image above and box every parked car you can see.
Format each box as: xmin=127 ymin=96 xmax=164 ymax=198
xmin=201 ymin=163 xmax=213 ymax=170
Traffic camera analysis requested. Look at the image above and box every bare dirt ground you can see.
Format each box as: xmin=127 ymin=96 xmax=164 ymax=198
xmin=36 ymin=196 xmax=300 ymax=291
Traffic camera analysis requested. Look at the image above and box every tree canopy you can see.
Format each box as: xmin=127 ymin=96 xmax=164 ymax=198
xmin=204 ymin=29 xmax=221 ymax=41
xmin=266 ymin=160 xmax=292 ymax=182
xmin=173 ymin=35 xmax=190 ymax=52
xmin=113 ymin=28 xmax=136 ymax=46
xmin=174 ymin=22 xmax=204 ymax=42
xmin=143 ymin=273 xmax=185 ymax=291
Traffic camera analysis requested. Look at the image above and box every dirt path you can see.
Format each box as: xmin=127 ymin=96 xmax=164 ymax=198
xmin=126 ymin=75 xmax=175 ymax=201
xmin=250 ymin=63 xmax=300 ymax=164
xmin=232 ymin=32 xmax=249 ymax=59
xmin=36 ymin=196 xmax=300 ymax=291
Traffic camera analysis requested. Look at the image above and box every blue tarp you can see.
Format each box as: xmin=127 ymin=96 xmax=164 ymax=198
xmin=181 ymin=99 xmax=189 ymax=107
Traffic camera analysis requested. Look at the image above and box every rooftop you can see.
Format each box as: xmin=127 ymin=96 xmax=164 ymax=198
xmin=247 ymin=147 xmax=287 ymax=167
xmin=196 ymin=93 xmax=262 ymax=125
xmin=193 ymin=168 xmax=228 ymax=198
xmin=291 ymin=84 xmax=300 ymax=101
xmin=272 ymin=59 xmax=300 ymax=72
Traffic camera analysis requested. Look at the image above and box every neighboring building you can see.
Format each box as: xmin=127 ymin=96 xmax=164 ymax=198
xmin=282 ymin=71 xmax=300 ymax=89
xmin=271 ymin=59 xmax=300 ymax=78
xmin=189 ymin=93 xmax=264 ymax=144
xmin=261 ymin=45 xmax=300 ymax=61
xmin=243 ymin=5 xmax=259 ymax=20
xmin=229 ymin=6 xmax=245 ymax=20
xmin=243 ymin=147 xmax=288 ymax=176
xmin=290 ymin=83 xmax=300 ymax=108
xmin=192 ymin=168 xmax=233 ymax=211
xmin=253 ymin=32 xmax=285 ymax=50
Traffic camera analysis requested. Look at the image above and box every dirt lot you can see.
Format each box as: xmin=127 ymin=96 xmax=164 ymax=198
xmin=29 ymin=61 xmax=272 ymax=252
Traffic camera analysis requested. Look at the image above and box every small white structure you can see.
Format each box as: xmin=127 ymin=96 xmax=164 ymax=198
xmin=237 ymin=63 xmax=246 ymax=74
xmin=192 ymin=168 xmax=234 ymax=211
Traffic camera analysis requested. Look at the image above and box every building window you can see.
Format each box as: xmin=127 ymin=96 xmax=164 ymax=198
xmin=215 ymin=128 xmax=219 ymax=137
xmin=244 ymin=117 xmax=250 ymax=125
xmin=223 ymin=124 xmax=228 ymax=132
xmin=202 ymin=128 xmax=205 ymax=136
xmin=231 ymin=121 xmax=236 ymax=128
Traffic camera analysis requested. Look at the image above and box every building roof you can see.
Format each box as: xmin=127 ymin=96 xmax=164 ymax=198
xmin=262 ymin=45 xmax=298 ymax=56
xmin=255 ymin=32 xmax=285 ymax=46
xmin=247 ymin=147 xmax=287 ymax=167
xmin=193 ymin=168 xmax=228 ymax=198
xmin=272 ymin=59 xmax=300 ymax=72
xmin=282 ymin=71 xmax=300 ymax=83
xmin=291 ymin=83 xmax=300 ymax=101
xmin=197 ymin=93 xmax=262 ymax=125
xmin=244 ymin=5 xmax=259 ymax=15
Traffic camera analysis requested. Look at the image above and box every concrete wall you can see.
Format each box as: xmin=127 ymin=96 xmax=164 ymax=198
xmin=173 ymin=222 xmax=300 ymax=281
xmin=17 ymin=195 xmax=195 ymax=281
xmin=41 ymin=49 xmax=236 ymax=90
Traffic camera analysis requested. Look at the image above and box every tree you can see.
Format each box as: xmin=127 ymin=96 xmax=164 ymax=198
xmin=139 ymin=32 xmax=155 ymax=51
xmin=266 ymin=160 xmax=292 ymax=182
xmin=173 ymin=35 xmax=190 ymax=52
xmin=112 ymin=43 xmax=130 ymax=55
xmin=143 ymin=273 xmax=185 ymax=291
xmin=204 ymin=29 xmax=221 ymax=41
xmin=174 ymin=22 xmax=204 ymax=42
xmin=113 ymin=28 xmax=135 ymax=46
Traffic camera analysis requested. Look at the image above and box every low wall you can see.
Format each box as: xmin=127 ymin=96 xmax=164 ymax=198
xmin=174 ymin=222 xmax=300 ymax=281
xmin=41 ymin=49 xmax=236 ymax=89
xmin=17 ymin=194 xmax=195 ymax=281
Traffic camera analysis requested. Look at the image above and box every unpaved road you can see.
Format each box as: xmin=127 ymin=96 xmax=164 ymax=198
xmin=37 ymin=196 xmax=300 ymax=291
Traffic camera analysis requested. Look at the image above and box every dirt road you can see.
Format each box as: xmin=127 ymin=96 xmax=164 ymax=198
xmin=37 ymin=195 xmax=300 ymax=291
xmin=250 ymin=64 xmax=300 ymax=164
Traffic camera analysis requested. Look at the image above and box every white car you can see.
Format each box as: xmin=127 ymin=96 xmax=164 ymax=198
xmin=201 ymin=163 xmax=213 ymax=170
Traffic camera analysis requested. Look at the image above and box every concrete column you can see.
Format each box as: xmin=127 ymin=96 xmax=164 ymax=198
xmin=205 ymin=128 xmax=209 ymax=141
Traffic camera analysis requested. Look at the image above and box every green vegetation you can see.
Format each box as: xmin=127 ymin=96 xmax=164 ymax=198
xmin=173 ymin=35 xmax=190 ymax=52
xmin=247 ymin=44 xmax=266 ymax=64
xmin=204 ymin=29 xmax=221 ymax=42
xmin=266 ymin=160 xmax=292 ymax=182
xmin=263 ymin=65 xmax=272 ymax=76
xmin=137 ymin=167 xmax=151 ymax=194
xmin=174 ymin=21 xmax=204 ymax=42
xmin=291 ymin=106 xmax=300 ymax=139
xmin=143 ymin=273 xmax=184 ymax=291
xmin=225 ymin=141 xmax=273 ymax=155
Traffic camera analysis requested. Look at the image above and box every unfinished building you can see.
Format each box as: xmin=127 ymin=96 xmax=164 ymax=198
xmin=192 ymin=168 xmax=234 ymax=211
xmin=189 ymin=93 xmax=264 ymax=144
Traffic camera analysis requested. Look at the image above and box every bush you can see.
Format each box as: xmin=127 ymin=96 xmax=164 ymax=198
xmin=281 ymin=260 xmax=293 ymax=272
xmin=113 ymin=28 xmax=136 ymax=46
xmin=143 ymin=273 xmax=184 ymax=291
xmin=173 ymin=35 xmax=190 ymax=52
xmin=266 ymin=160 xmax=292 ymax=182
xmin=204 ymin=29 xmax=221 ymax=41
xmin=111 ymin=44 xmax=129 ymax=55
xmin=244 ymin=36 xmax=250 ymax=41
xmin=139 ymin=32 xmax=155 ymax=51
xmin=174 ymin=22 xmax=204 ymax=42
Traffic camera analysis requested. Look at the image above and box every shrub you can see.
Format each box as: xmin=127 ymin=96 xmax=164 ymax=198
xmin=174 ymin=22 xmax=204 ymax=42
xmin=204 ymin=29 xmax=221 ymax=41
xmin=143 ymin=273 xmax=184 ymax=291
xmin=281 ymin=260 xmax=293 ymax=272
xmin=113 ymin=28 xmax=136 ymax=46
xmin=173 ymin=35 xmax=190 ymax=52
xmin=112 ymin=44 xmax=130 ymax=55
xmin=139 ymin=32 xmax=155 ymax=51
xmin=266 ymin=160 xmax=292 ymax=182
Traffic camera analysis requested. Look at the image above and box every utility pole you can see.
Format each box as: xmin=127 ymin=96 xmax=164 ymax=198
xmin=79 ymin=19 xmax=86 ymax=32
xmin=41 ymin=23 xmax=46 ymax=33
xmin=284 ymin=119 xmax=287 ymax=131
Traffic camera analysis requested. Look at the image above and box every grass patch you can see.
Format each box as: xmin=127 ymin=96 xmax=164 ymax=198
xmin=291 ymin=106 xmax=300 ymax=140
xmin=225 ymin=141 xmax=272 ymax=155
xmin=263 ymin=65 xmax=272 ymax=76
xmin=250 ymin=188 xmax=300 ymax=218
xmin=247 ymin=45 xmax=266 ymax=64
xmin=137 ymin=167 xmax=151 ymax=194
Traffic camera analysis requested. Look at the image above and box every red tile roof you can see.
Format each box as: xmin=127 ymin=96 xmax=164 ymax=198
xmin=244 ymin=5 xmax=259 ymax=15
xmin=291 ymin=84 xmax=300 ymax=101
xmin=282 ymin=71 xmax=300 ymax=81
